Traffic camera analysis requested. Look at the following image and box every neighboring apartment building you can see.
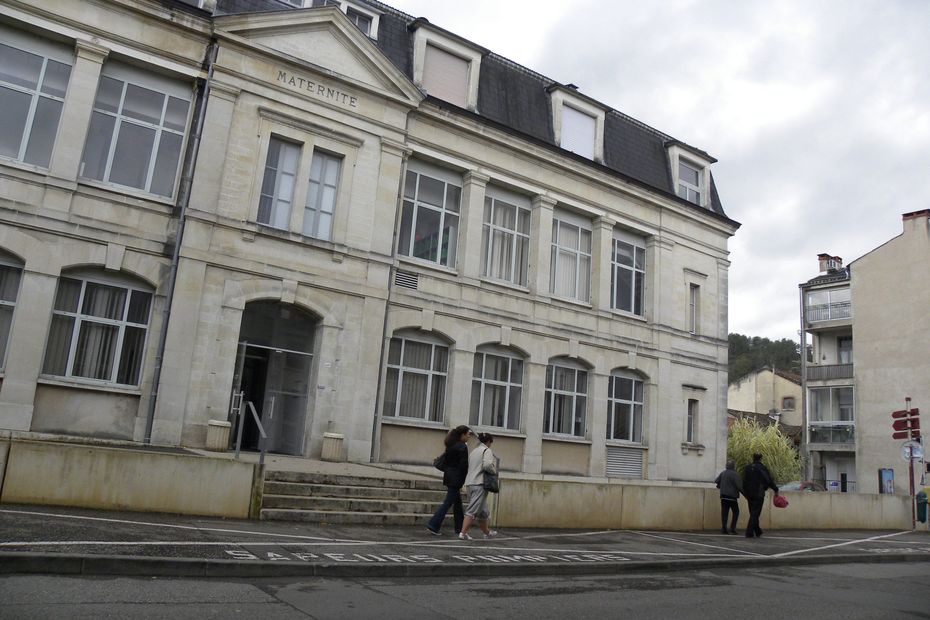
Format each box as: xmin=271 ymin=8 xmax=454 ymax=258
xmin=0 ymin=0 xmax=739 ymax=483
xmin=728 ymin=368 xmax=802 ymax=427
xmin=799 ymin=211 xmax=930 ymax=493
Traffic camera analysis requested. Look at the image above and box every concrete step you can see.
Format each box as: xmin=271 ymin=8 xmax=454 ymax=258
xmin=259 ymin=508 xmax=449 ymax=526
xmin=264 ymin=470 xmax=438 ymax=490
xmin=262 ymin=481 xmax=448 ymax=502
xmin=261 ymin=494 xmax=437 ymax=514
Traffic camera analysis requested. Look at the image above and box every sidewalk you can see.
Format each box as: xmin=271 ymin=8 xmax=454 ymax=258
xmin=2 ymin=503 xmax=929 ymax=578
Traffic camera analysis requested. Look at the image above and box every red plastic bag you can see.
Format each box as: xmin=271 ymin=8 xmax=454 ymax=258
xmin=773 ymin=494 xmax=789 ymax=508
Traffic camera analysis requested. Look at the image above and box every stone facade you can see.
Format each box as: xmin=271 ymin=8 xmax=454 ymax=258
xmin=0 ymin=0 xmax=738 ymax=483
xmin=728 ymin=369 xmax=802 ymax=427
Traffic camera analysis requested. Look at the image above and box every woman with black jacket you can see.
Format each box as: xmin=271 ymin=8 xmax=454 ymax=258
xmin=426 ymin=425 xmax=471 ymax=536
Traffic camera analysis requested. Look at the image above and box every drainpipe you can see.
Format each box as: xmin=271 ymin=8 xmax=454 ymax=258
xmin=144 ymin=40 xmax=218 ymax=443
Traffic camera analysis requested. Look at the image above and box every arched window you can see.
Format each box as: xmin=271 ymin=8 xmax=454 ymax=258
xmin=0 ymin=257 xmax=23 ymax=370
xmin=382 ymin=330 xmax=449 ymax=422
xmin=544 ymin=357 xmax=588 ymax=437
xmin=608 ymin=370 xmax=644 ymax=443
xmin=42 ymin=271 xmax=153 ymax=386
xmin=470 ymin=345 xmax=523 ymax=430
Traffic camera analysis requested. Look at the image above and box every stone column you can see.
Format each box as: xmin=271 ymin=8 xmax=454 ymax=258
xmin=528 ymin=195 xmax=556 ymax=299
xmin=588 ymin=370 xmax=609 ymax=475
xmin=521 ymin=360 xmax=547 ymax=473
xmin=47 ymin=41 xmax=108 ymax=182
xmin=188 ymin=82 xmax=240 ymax=216
xmin=458 ymin=171 xmax=490 ymax=281
xmin=0 ymin=270 xmax=58 ymax=431
xmin=368 ymin=139 xmax=410 ymax=256
xmin=447 ymin=347 xmax=475 ymax=429
xmin=591 ymin=216 xmax=614 ymax=312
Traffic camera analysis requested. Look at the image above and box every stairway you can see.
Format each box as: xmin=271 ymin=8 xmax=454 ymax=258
xmin=259 ymin=470 xmax=455 ymax=525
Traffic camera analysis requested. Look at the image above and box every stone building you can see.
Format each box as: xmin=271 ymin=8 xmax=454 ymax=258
xmin=799 ymin=211 xmax=930 ymax=493
xmin=728 ymin=368 xmax=802 ymax=428
xmin=0 ymin=0 xmax=739 ymax=483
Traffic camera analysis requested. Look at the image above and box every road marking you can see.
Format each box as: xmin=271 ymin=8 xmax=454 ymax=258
xmin=629 ymin=530 xmax=768 ymax=557
xmin=771 ymin=531 xmax=911 ymax=558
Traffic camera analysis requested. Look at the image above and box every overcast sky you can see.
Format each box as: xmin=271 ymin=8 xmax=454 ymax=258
xmin=386 ymin=0 xmax=930 ymax=343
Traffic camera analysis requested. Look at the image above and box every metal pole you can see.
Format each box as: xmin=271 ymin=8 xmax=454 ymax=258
xmin=910 ymin=452 xmax=916 ymax=529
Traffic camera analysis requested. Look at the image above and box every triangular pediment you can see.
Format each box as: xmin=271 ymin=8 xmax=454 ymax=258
xmin=215 ymin=8 xmax=422 ymax=105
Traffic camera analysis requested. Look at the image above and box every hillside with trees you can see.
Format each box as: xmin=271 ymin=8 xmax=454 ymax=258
xmin=728 ymin=333 xmax=802 ymax=384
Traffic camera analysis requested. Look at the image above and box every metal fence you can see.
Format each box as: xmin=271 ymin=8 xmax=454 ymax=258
xmin=807 ymin=363 xmax=854 ymax=381
xmin=805 ymin=301 xmax=851 ymax=322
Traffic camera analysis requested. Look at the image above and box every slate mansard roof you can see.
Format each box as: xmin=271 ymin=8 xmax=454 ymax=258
xmin=214 ymin=0 xmax=731 ymax=221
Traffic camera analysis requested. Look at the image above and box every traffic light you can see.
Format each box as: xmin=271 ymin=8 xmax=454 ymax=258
xmin=891 ymin=408 xmax=921 ymax=440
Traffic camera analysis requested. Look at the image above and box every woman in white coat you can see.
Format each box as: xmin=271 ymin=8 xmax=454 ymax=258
xmin=459 ymin=432 xmax=498 ymax=540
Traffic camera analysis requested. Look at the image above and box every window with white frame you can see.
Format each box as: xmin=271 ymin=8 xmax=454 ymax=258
xmin=0 ymin=29 xmax=73 ymax=168
xmin=470 ymin=347 xmax=523 ymax=430
xmin=550 ymin=213 xmax=591 ymax=302
xmin=677 ymin=160 xmax=702 ymax=205
xmin=382 ymin=334 xmax=449 ymax=422
xmin=398 ymin=162 xmax=461 ymax=267
xmin=544 ymin=360 xmax=587 ymax=437
xmin=345 ymin=7 xmax=372 ymax=36
xmin=80 ymin=61 xmax=191 ymax=198
xmin=688 ymin=283 xmax=700 ymax=334
xmin=481 ymin=187 xmax=530 ymax=286
xmin=0 ymin=261 xmax=23 ymax=370
xmin=560 ymin=105 xmax=597 ymax=160
xmin=610 ymin=232 xmax=645 ymax=315
xmin=42 ymin=274 xmax=153 ymax=386
xmin=810 ymin=387 xmax=854 ymax=423
xmin=304 ymin=150 xmax=341 ymax=240
xmin=686 ymin=398 xmax=699 ymax=443
xmin=258 ymin=136 xmax=301 ymax=230
xmin=608 ymin=371 xmax=643 ymax=442
xmin=310 ymin=0 xmax=379 ymax=38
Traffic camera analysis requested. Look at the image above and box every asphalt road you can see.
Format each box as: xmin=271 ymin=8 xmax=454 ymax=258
xmin=2 ymin=562 xmax=929 ymax=619
xmin=3 ymin=504 xmax=930 ymax=579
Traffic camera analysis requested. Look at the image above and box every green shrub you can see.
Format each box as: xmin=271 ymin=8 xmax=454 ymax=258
xmin=727 ymin=418 xmax=801 ymax=484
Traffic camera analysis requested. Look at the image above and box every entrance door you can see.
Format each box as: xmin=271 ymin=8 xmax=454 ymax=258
xmin=233 ymin=342 xmax=313 ymax=456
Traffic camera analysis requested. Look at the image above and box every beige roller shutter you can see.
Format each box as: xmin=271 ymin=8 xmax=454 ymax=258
xmin=423 ymin=44 xmax=468 ymax=108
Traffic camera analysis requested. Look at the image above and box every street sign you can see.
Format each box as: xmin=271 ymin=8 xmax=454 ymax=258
xmin=902 ymin=441 xmax=924 ymax=461
xmin=891 ymin=407 xmax=921 ymax=440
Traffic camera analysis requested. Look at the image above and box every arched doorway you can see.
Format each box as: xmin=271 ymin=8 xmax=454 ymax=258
xmin=231 ymin=300 xmax=317 ymax=456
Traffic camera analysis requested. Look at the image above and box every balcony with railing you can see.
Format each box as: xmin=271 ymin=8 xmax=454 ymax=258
xmin=808 ymin=423 xmax=855 ymax=445
xmin=805 ymin=301 xmax=851 ymax=323
xmin=807 ymin=363 xmax=854 ymax=381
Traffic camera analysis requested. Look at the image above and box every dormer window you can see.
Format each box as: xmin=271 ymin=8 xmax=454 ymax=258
xmin=677 ymin=160 xmax=701 ymax=204
xmin=411 ymin=23 xmax=483 ymax=111
xmin=549 ymin=86 xmax=606 ymax=163
xmin=666 ymin=141 xmax=716 ymax=209
xmin=308 ymin=0 xmax=381 ymax=39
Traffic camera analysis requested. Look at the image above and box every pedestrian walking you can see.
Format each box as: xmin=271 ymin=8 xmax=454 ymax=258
xmin=714 ymin=459 xmax=742 ymax=534
xmin=742 ymin=452 xmax=779 ymax=538
xmin=426 ymin=425 xmax=471 ymax=536
xmin=458 ymin=432 xmax=498 ymax=540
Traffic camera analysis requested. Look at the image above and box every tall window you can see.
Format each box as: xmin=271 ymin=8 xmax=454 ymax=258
xmin=304 ymin=150 xmax=341 ymax=240
xmin=811 ymin=387 xmax=854 ymax=422
xmin=677 ymin=160 xmax=701 ymax=204
xmin=481 ymin=190 xmax=530 ymax=286
xmin=608 ymin=372 xmax=643 ymax=442
xmin=470 ymin=349 xmax=523 ymax=430
xmin=688 ymin=284 xmax=700 ymax=334
xmin=398 ymin=164 xmax=461 ymax=267
xmin=550 ymin=217 xmax=591 ymax=302
xmin=42 ymin=275 xmax=153 ymax=386
xmin=837 ymin=336 xmax=853 ymax=364
xmin=382 ymin=335 xmax=448 ymax=421
xmin=560 ymin=105 xmax=596 ymax=160
xmin=686 ymin=399 xmax=699 ymax=443
xmin=544 ymin=361 xmax=587 ymax=437
xmin=258 ymin=136 xmax=301 ymax=229
xmin=611 ymin=236 xmax=645 ymax=315
xmin=81 ymin=63 xmax=191 ymax=198
xmin=0 ymin=262 xmax=23 ymax=370
xmin=345 ymin=7 xmax=373 ymax=35
xmin=0 ymin=34 xmax=72 ymax=168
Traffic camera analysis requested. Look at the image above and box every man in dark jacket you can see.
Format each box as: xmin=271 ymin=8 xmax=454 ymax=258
xmin=742 ymin=452 xmax=779 ymax=538
xmin=714 ymin=460 xmax=741 ymax=534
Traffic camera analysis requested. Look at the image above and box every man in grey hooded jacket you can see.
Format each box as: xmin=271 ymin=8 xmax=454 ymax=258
xmin=714 ymin=460 xmax=742 ymax=534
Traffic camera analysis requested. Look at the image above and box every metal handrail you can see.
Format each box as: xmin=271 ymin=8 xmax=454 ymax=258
xmin=233 ymin=395 xmax=268 ymax=466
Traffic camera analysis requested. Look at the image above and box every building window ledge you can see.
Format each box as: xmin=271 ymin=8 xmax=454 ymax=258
xmin=680 ymin=442 xmax=705 ymax=455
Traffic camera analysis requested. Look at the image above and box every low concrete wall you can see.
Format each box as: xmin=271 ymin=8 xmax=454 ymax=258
xmin=492 ymin=477 xmax=913 ymax=531
xmin=0 ymin=439 xmax=256 ymax=518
